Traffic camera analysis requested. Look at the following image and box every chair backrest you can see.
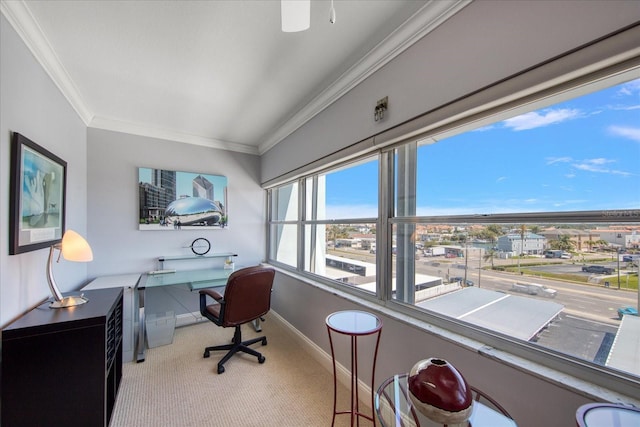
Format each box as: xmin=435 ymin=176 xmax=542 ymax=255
xmin=221 ymin=266 xmax=275 ymax=327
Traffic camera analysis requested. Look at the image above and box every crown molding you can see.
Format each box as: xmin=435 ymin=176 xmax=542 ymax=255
xmin=257 ymin=0 xmax=471 ymax=155
xmin=89 ymin=116 xmax=260 ymax=155
xmin=1 ymin=0 xmax=94 ymax=125
xmin=2 ymin=0 xmax=469 ymax=156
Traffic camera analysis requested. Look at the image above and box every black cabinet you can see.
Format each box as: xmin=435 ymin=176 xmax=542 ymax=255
xmin=2 ymin=287 xmax=123 ymax=427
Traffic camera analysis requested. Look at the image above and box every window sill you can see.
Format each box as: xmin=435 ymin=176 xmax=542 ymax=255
xmin=270 ymin=264 xmax=640 ymax=407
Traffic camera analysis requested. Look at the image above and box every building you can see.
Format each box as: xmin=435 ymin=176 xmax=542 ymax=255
xmin=496 ymin=232 xmax=546 ymax=255
xmin=538 ymin=228 xmax=596 ymax=252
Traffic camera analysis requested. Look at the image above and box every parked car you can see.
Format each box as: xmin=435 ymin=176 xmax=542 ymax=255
xmin=582 ymin=265 xmax=614 ymax=274
xmin=617 ymin=306 xmax=639 ymax=320
xmin=450 ymin=277 xmax=474 ymax=287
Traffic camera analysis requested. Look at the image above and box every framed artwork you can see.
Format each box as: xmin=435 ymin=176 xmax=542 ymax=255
xmin=9 ymin=132 xmax=66 ymax=254
xmin=138 ymin=167 xmax=228 ymax=231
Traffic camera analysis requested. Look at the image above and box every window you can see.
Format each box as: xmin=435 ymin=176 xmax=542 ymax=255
xmin=268 ymin=182 xmax=298 ymax=267
xmin=266 ymin=72 xmax=640 ymax=390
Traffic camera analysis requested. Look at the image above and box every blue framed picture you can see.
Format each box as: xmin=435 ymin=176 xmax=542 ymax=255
xmin=9 ymin=132 xmax=66 ymax=254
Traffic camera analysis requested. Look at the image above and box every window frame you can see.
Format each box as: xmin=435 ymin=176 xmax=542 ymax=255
xmin=265 ymin=62 xmax=640 ymax=398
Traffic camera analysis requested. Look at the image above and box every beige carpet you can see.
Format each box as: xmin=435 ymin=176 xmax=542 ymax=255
xmin=110 ymin=314 xmax=375 ymax=426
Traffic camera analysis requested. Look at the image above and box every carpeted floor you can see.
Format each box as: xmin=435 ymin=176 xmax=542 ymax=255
xmin=110 ymin=314 xmax=374 ymax=426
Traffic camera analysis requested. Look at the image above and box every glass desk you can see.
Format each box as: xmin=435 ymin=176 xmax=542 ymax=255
xmin=326 ymin=310 xmax=383 ymax=427
xmin=375 ymin=374 xmax=517 ymax=427
xmin=136 ymin=268 xmax=234 ymax=362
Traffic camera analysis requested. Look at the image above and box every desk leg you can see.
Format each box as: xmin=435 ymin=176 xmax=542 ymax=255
xmin=135 ymin=287 xmax=146 ymax=363
xmin=253 ymin=318 xmax=262 ymax=332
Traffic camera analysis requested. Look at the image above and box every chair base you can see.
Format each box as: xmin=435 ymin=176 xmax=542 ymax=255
xmin=203 ymin=324 xmax=267 ymax=374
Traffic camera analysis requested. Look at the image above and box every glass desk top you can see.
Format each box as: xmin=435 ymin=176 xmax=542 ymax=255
xmin=142 ymin=268 xmax=233 ymax=291
xmin=326 ymin=310 xmax=382 ymax=335
xmin=376 ymin=374 xmax=517 ymax=427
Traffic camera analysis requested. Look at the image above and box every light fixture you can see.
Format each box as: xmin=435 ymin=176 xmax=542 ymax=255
xmin=46 ymin=229 xmax=93 ymax=308
xmin=329 ymin=0 xmax=336 ymax=24
xmin=281 ymin=0 xmax=310 ymax=32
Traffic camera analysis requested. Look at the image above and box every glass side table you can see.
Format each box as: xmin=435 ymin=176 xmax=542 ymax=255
xmin=576 ymin=403 xmax=640 ymax=427
xmin=326 ymin=310 xmax=383 ymax=427
xmin=375 ymin=374 xmax=518 ymax=427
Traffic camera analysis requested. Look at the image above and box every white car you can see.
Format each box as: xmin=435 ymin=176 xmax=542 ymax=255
xmin=512 ymin=282 xmax=558 ymax=298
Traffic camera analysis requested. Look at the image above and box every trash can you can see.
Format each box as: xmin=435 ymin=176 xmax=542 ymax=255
xmin=145 ymin=311 xmax=176 ymax=348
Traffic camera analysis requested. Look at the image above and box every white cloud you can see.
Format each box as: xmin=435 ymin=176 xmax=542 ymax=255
xmin=609 ymin=125 xmax=640 ymax=142
xmin=616 ymin=78 xmax=640 ymax=96
xmin=572 ymin=158 xmax=633 ymax=176
xmin=503 ymin=108 xmax=582 ymax=131
xmin=496 ymin=176 xmax=507 ymax=182
xmin=546 ymin=156 xmax=572 ymax=165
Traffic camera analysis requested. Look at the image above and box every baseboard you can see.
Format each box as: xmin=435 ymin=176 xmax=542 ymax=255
xmin=269 ymin=310 xmax=373 ymax=410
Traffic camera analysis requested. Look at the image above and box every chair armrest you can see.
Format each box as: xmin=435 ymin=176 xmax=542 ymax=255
xmin=199 ymin=289 xmax=224 ymax=301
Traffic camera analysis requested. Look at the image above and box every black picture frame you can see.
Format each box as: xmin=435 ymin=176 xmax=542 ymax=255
xmin=9 ymin=132 xmax=66 ymax=254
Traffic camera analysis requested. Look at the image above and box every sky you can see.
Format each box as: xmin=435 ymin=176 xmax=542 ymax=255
xmin=326 ymin=77 xmax=640 ymax=219
xmin=139 ymin=168 xmax=227 ymax=202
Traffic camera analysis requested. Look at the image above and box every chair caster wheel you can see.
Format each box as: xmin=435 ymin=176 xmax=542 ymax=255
xmin=262 ymin=337 xmax=267 ymax=345
xmin=217 ymin=365 xmax=225 ymax=374
xmin=203 ymin=351 xmax=210 ymax=358
xmin=258 ymin=355 xmax=266 ymax=364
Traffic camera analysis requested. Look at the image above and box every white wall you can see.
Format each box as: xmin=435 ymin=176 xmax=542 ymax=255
xmin=261 ymin=0 xmax=640 ymax=183
xmin=86 ymin=127 xmax=264 ymax=277
xmin=1 ymin=15 xmax=88 ymax=326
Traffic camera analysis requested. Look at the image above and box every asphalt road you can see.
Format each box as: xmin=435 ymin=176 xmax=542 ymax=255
xmin=329 ymin=247 xmax=638 ymax=364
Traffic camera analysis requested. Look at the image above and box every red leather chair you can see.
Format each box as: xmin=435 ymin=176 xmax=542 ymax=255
xmin=199 ymin=266 xmax=275 ymax=374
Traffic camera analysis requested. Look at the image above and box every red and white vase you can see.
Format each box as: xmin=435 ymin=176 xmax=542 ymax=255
xmin=408 ymin=358 xmax=473 ymax=424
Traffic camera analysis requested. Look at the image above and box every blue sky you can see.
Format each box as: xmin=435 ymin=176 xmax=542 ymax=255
xmin=326 ymin=77 xmax=640 ymax=218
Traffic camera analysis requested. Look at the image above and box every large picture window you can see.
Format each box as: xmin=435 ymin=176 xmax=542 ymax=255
xmin=266 ymin=72 xmax=640 ymax=387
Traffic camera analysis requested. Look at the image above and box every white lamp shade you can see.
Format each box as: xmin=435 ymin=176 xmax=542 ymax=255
xmin=281 ymin=0 xmax=310 ymax=32
xmin=60 ymin=230 xmax=93 ymax=262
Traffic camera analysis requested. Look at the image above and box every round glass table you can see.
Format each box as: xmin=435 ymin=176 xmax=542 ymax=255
xmin=375 ymin=374 xmax=518 ymax=427
xmin=326 ymin=310 xmax=383 ymax=427
xmin=576 ymin=403 xmax=640 ymax=427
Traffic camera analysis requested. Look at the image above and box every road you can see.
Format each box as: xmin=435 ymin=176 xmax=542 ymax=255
xmin=329 ymin=247 xmax=638 ymax=364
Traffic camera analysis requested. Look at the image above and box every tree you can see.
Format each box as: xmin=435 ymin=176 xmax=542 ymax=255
xmin=483 ymin=248 xmax=498 ymax=270
xmin=549 ymin=234 xmax=574 ymax=251
xmin=326 ymin=225 xmax=349 ymax=244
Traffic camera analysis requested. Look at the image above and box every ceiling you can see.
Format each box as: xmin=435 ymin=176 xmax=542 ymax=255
xmin=1 ymin=0 xmax=468 ymax=154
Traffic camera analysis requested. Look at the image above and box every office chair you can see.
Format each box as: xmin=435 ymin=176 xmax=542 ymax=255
xmin=199 ymin=266 xmax=275 ymax=374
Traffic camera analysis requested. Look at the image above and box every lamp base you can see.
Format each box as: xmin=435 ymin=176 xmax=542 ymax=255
xmin=50 ymin=295 xmax=89 ymax=308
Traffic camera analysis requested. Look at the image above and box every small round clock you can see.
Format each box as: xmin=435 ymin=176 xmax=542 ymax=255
xmin=190 ymin=237 xmax=211 ymax=256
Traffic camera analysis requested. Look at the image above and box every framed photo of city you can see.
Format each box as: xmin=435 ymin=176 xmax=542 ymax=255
xmin=138 ymin=167 xmax=228 ymax=231
xmin=9 ymin=132 xmax=66 ymax=254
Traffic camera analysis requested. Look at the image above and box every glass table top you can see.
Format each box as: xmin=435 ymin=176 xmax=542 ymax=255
xmin=577 ymin=403 xmax=640 ymax=427
xmin=375 ymin=374 xmax=518 ymax=427
xmin=326 ymin=310 xmax=382 ymax=335
xmin=142 ymin=268 xmax=233 ymax=291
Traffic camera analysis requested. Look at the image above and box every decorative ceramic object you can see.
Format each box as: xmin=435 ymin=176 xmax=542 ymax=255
xmin=408 ymin=358 xmax=473 ymax=424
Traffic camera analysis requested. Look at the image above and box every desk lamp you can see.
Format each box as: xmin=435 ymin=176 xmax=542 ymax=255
xmin=46 ymin=229 xmax=93 ymax=308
